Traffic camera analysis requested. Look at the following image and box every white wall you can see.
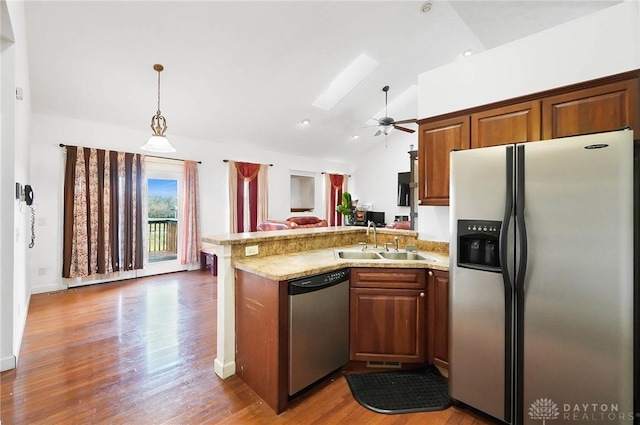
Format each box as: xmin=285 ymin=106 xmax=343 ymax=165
xmin=28 ymin=112 xmax=350 ymax=294
xmin=416 ymin=1 xmax=640 ymax=243
xmin=350 ymin=130 xmax=416 ymax=226
xmin=1 ymin=0 xmax=32 ymax=371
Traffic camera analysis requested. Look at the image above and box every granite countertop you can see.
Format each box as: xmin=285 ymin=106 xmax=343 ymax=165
xmin=234 ymin=245 xmax=450 ymax=281
xmin=202 ymin=226 xmax=417 ymax=245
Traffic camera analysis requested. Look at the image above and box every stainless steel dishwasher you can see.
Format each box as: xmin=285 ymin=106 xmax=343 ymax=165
xmin=288 ymin=268 xmax=350 ymax=396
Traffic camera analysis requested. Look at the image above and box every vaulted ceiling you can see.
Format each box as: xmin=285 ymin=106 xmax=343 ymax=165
xmin=24 ymin=1 xmax=621 ymax=161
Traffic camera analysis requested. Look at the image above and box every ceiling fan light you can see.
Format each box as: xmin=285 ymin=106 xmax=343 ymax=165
xmin=380 ymin=125 xmax=393 ymax=135
xmin=142 ymin=135 xmax=176 ymax=153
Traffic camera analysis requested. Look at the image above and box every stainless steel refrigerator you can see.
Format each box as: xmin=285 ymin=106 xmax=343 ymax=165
xmin=449 ymin=129 xmax=637 ymax=425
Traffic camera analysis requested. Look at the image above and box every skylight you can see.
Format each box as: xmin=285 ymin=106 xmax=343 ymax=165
xmin=312 ymin=53 xmax=379 ymax=111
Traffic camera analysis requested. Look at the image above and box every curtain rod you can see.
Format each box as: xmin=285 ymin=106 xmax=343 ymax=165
xmin=223 ymin=159 xmax=273 ymax=166
xmin=59 ymin=143 xmax=202 ymax=164
xmin=321 ymin=171 xmax=352 ymax=177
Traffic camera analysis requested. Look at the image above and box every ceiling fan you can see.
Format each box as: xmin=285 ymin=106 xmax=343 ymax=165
xmin=369 ymin=86 xmax=417 ymax=137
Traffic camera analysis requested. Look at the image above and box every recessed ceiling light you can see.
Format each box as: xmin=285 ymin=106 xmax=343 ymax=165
xmin=463 ymin=50 xmax=473 ymax=57
xmin=351 ymin=135 xmax=360 ymax=140
xmin=301 ymin=119 xmax=310 ymax=125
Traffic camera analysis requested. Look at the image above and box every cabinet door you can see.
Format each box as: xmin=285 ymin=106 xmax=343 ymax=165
xmin=471 ymin=100 xmax=541 ymax=148
xmin=541 ymin=78 xmax=639 ymax=139
xmin=427 ymin=270 xmax=449 ymax=370
xmin=418 ymin=116 xmax=470 ymax=206
xmin=350 ymin=287 xmax=426 ymax=363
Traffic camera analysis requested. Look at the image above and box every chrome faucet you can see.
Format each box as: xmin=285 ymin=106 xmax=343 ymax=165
xmin=366 ymin=220 xmax=377 ymax=248
xmin=394 ymin=236 xmax=399 ymax=251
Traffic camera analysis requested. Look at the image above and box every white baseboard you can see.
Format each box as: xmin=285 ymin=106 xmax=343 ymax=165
xmin=214 ymin=358 xmax=236 ymax=379
xmin=31 ymin=283 xmax=67 ymax=295
xmin=0 ymin=355 xmax=16 ymax=372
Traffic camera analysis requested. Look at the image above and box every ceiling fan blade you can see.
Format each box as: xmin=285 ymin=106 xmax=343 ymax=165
xmin=393 ymin=118 xmax=418 ymax=125
xmin=394 ymin=125 xmax=415 ymax=134
xmin=374 ymin=129 xmax=382 ymax=137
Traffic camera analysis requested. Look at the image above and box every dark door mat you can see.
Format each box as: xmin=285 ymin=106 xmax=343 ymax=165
xmin=345 ymin=365 xmax=451 ymax=414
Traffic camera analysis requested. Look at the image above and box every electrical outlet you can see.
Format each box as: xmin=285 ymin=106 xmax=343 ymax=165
xmin=245 ymin=245 xmax=259 ymax=256
xmin=38 ymin=268 xmax=46 ymax=276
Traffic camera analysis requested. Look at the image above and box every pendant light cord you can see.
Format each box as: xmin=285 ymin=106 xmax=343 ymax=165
xmin=157 ymin=68 xmax=162 ymax=115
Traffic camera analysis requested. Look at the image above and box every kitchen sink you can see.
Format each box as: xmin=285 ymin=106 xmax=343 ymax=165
xmin=378 ymin=251 xmax=435 ymax=262
xmin=335 ymin=249 xmax=437 ymax=262
xmin=336 ymin=251 xmax=381 ymax=260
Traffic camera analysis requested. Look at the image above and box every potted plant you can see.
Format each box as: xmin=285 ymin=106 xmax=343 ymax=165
xmin=336 ymin=192 xmax=357 ymax=225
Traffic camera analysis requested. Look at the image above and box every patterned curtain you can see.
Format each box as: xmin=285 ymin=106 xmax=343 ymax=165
xmin=180 ymin=160 xmax=200 ymax=265
xmin=228 ymin=161 xmax=268 ymax=233
xmin=62 ymin=146 xmax=144 ymax=278
xmin=324 ymin=173 xmax=349 ymax=226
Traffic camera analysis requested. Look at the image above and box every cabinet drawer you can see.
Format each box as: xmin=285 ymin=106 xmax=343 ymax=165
xmin=350 ymin=268 xmax=425 ymax=290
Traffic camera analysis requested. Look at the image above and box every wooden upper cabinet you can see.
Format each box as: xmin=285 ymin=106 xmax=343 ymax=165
xmin=541 ymin=78 xmax=639 ymax=139
xmin=471 ymin=100 xmax=541 ymax=148
xmin=416 ymin=70 xmax=638 ymax=207
xmin=418 ymin=116 xmax=470 ymax=206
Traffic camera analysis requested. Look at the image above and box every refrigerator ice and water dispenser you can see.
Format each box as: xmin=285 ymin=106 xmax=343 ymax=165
xmin=457 ymin=220 xmax=501 ymax=271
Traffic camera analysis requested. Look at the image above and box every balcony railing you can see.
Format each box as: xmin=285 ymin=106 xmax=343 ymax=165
xmin=148 ymin=218 xmax=177 ymax=262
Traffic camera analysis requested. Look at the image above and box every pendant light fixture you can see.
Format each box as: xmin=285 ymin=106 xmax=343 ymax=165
xmin=141 ymin=64 xmax=176 ymax=153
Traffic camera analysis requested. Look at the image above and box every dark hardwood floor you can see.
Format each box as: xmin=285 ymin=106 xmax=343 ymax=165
xmin=1 ymin=270 xmax=495 ymax=424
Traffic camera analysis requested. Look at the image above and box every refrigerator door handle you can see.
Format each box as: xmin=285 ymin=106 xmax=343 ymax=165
xmin=514 ymin=144 xmax=528 ymax=425
xmin=499 ymin=146 xmax=514 ymax=285
xmin=515 ymin=145 xmax=528 ymax=287
xmin=498 ymin=145 xmax=514 ymax=423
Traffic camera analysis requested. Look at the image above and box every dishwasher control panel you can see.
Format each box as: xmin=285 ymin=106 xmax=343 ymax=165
xmin=288 ymin=268 xmax=349 ymax=294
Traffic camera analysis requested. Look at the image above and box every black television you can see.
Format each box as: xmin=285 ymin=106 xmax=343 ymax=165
xmin=397 ymin=172 xmax=411 ymax=206
xmin=365 ymin=211 xmax=385 ymax=227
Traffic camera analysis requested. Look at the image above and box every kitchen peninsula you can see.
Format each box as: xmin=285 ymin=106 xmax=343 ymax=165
xmin=201 ymin=226 xmax=448 ymax=382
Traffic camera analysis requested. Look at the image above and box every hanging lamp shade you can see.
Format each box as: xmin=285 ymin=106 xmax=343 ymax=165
xmin=142 ymin=135 xmax=175 ymax=153
xmin=142 ymin=64 xmax=176 ymax=153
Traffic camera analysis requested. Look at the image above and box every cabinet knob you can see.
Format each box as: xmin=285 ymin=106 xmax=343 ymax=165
xmin=428 ymin=271 xmax=434 ymax=276
xmin=420 ymin=292 xmax=425 ymax=298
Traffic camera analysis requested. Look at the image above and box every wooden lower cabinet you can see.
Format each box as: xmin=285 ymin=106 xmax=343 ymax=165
xmin=235 ymin=265 xmax=449 ymax=413
xmin=350 ymin=268 xmax=426 ymax=363
xmin=235 ymin=269 xmax=289 ymax=414
xmin=427 ymin=269 xmax=449 ymax=370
